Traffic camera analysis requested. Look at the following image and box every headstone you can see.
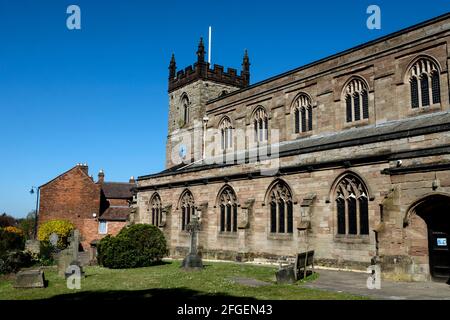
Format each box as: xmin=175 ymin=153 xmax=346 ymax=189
xmin=181 ymin=215 xmax=203 ymax=270
xmin=276 ymin=266 xmax=296 ymax=284
xmin=13 ymin=269 xmax=46 ymax=289
xmin=25 ymin=240 xmax=40 ymax=255
xmin=57 ymin=229 xmax=81 ymax=278
xmin=49 ymin=233 xmax=59 ymax=247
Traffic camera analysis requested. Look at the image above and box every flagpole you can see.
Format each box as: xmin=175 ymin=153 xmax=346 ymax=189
xmin=208 ymin=26 xmax=212 ymax=65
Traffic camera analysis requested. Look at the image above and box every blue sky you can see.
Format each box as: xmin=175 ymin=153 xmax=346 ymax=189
xmin=0 ymin=0 xmax=449 ymax=218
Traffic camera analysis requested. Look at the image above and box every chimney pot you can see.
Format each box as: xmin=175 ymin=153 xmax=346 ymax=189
xmin=98 ymin=169 xmax=105 ymax=183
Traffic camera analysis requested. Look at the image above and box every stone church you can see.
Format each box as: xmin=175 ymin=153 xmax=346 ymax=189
xmin=133 ymin=13 xmax=450 ymax=282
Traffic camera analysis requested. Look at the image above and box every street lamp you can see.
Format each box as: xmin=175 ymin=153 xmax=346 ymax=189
xmin=29 ymin=186 xmax=40 ymax=240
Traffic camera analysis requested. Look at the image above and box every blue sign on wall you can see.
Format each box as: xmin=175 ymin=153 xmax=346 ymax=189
xmin=437 ymin=238 xmax=447 ymax=246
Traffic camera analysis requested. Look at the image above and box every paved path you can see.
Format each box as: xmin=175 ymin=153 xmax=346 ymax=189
xmin=304 ymin=268 xmax=450 ymax=300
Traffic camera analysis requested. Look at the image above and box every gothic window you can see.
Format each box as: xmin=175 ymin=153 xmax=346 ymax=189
xmin=180 ymin=190 xmax=195 ymax=231
xmin=218 ymin=186 xmax=238 ymax=233
xmin=219 ymin=117 xmax=233 ymax=150
xmin=334 ymin=174 xmax=369 ymax=236
xmin=253 ymin=107 xmax=268 ymax=143
xmin=409 ymin=58 xmax=441 ymax=108
xmin=268 ymin=181 xmax=293 ymax=234
xmin=292 ymin=94 xmax=312 ymax=133
xmin=344 ymin=78 xmax=369 ymax=123
xmin=181 ymin=95 xmax=190 ymax=125
xmin=150 ymin=193 xmax=162 ymax=227
xmin=431 ymin=71 xmax=441 ymax=104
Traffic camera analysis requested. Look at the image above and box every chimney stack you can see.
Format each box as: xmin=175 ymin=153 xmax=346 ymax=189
xmin=129 ymin=176 xmax=135 ymax=184
xmin=98 ymin=169 xmax=105 ymax=184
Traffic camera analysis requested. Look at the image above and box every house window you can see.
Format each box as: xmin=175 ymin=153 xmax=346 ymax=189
xmin=180 ymin=190 xmax=195 ymax=231
xmin=218 ymin=186 xmax=238 ymax=233
xmin=409 ymin=58 xmax=441 ymax=109
xmin=292 ymin=94 xmax=312 ymax=133
xmin=335 ymin=174 xmax=369 ymax=236
xmin=219 ymin=117 xmax=233 ymax=150
xmin=253 ymin=107 xmax=268 ymax=143
xmin=268 ymin=181 xmax=293 ymax=234
xmin=344 ymin=78 xmax=369 ymax=123
xmin=98 ymin=221 xmax=108 ymax=235
xmin=151 ymin=193 xmax=162 ymax=227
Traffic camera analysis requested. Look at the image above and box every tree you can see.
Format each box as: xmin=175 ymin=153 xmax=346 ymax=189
xmin=0 ymin=213 xmax=17 ymax=228
xmin=17 ymin=211 xmax=36 ymax=240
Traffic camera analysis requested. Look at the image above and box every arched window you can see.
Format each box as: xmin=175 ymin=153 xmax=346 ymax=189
xmin=253 ymin=107 xmax=268 ymax=143
xmin=268 ymin=181 xmax=293 ymax=234
xmin=292 ymin=94 xmax=312 ymax=133
xmin=334 ymin=174 xmax=369 ymax=235
xmin=218 ymin=186 xmax=238 ymax=232
xmin=409 ymin=58 xmax=440 ymax=108
xmin=150 ymin=193 xmax=162 ymax=227
xmin=219 ymin=117 xmax=233 ymax=150
xmin=179 ymin=190 xmax=195 ymax=231
xmin=344 ymin=78 xmax=369 ymax=123
xmin=181 ymin=95 xmax=190 ymax=125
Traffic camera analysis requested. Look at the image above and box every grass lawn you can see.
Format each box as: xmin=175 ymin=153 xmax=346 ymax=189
xmin=0 ymin=260 xmax=367 ymax=300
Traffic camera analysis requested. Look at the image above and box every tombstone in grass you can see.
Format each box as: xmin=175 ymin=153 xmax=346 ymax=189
xmin=181 ymin=215 xmax=203 ymax=270
xmin=14 ymin=269 xmax=46 ymax=289
xmin=275 ymin=256 xmax=296 ymax=284
xmin=57 ymin=229 xmax=84 ymax=278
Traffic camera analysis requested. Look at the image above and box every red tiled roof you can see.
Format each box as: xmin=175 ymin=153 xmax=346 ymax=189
xmin=99 ymin=206 xmax=130 ymax=221
xmin=100 ymin=182 xmax=134 ymax=199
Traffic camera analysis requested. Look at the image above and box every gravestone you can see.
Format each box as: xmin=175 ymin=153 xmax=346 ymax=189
xmin=25 ymin=240 xmax=40 ymax=255
xmin=275 ymin=266 xmax=296 ymax=284
xmin=49 ymin=233 xmax=59 ymax=247
xmin=57 ymin=229 xmax=83 ymax=278
xmin=14 ymin=269 xmax=46 ymax=289
xmin=181 ymin=215 xmax=203 ymax=270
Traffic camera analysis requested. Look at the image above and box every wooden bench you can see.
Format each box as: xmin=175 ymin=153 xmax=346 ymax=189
xmin=293 ymin=250 xmax=315 ymax=280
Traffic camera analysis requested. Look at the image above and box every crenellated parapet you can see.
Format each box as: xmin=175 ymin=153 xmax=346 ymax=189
xmin=168 ymin=38 xmax=250 ymax=93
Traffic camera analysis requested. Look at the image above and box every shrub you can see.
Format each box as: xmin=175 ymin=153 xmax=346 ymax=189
xmin=0 ymin=251 xmax=33 ymax=275
xmin=0 ymin=228 xmax=25 ymax=257
xmin=3 ymin=226 xmax=24 ymax=237
xmin=37 ymin=220 xmax=74 ymax=250
xmin=34 ymin=241 xmax=56 ymax=266
xmin=97 ymin=224 xmax=168 ymax=269
xmin=0 ymin=213 xmax=17 ymax=228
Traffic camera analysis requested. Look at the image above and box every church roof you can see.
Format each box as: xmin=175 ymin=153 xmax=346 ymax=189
xmin=139 ymin=110 xmax=450 ymax=180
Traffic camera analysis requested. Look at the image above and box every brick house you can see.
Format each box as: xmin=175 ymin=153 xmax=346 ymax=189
xmin=38 ymin=164 xmax=135 ymax=250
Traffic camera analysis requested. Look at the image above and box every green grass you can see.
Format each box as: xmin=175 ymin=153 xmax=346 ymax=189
xmin=0 ymin=260 xmax=367 ymax=300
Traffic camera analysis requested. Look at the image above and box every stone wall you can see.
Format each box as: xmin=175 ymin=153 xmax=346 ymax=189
xmin=137 ymin=14 xmax=450 ymax=280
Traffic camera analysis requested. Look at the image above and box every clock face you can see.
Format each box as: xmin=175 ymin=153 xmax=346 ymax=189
xmin=179 ymin=145 xmax=187 ymax=159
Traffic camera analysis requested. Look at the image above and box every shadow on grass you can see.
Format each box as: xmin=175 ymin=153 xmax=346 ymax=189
xmin=36 ymin=287 xmax=259 ymax=302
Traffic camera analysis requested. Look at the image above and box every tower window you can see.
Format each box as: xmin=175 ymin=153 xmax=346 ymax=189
xmin=181 ymin=95 xmax=190 ymax=125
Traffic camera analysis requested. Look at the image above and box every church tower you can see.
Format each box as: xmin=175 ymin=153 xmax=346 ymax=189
xmin=165 ymin=38 xmax=250 ymax=169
